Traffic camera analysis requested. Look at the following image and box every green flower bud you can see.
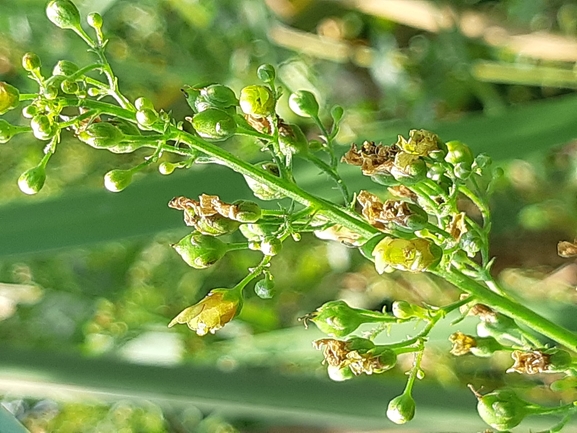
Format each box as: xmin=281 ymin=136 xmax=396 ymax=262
xmin=22 ymin=52 xmax=41 ymax=72
xmin=445 ymin=140 xmax=474 ymax=169
xmin=254 ymin=272 xmax=275 ymax=299
xmin=330 ymin=105 xmax=344 ymax=124
xmin=387 ymin=393 xmax=416 ymax=424
xmin=52 ymin=60 xmax=79 ymax=76
xmin=260 ymin=237 xmax=282 ymax=256
xmin=60 ymin=79 xmax=79 ymax=94
xmin=239 ymin=85 xmax=275 ymax=117
xmin=134 ymin=97 xmax=154 ymax=111
xmin=278 ymin=123 xmax=308 ymax=155
xmin=191 ymin=108 xmax=237 ymax=141
xmin=371 ymin=347 xmax=397 ymax=372
xmin=201 ymin=84 xmax=238 ymax=111
xmin=308 ymin=140 xmax=323 ymax=152
xmin=22 ymin=105 xmax=38 ymax=119
xmin=372 ymin=237 xmax=442 ymax=274
xmin=18 ymin=164 xmax=46 ymax=195
xmin=78 ymin=122 xmax=125 ymax=150
xmin=172 ymin=232 xmax=229 ymax=269
xmin=231 ymin=200 xmax=262 ymax=223
xmin=0 ymin=119 xmax=17 ymax=144
xmin=87 ymin=12 xmax=103 ymax=29
xmin=43 ymin=85 xmax=59 ymax=100
xmin=470 ymin=337 xmax=503 ymax=358
xmin=310 ymin=300 xmax=371 ymax=337
xmin=453 ymin=161 xmax=471 ymax=180
xmin=239 ymin=223 xmax=277 ymax=241
xmin=391 ymin=154 xmax=427 ymax=184
xmin=327 ymin=364 xmax=354 ymax=382
xmin=426 ymin=163 xmax=445 ymax=182
xmin=546 ymin=348 xmax=572 ymax=372
xmin=474 ymin=153 xmax=492 ymax=170
xmin=243 ymin=162 xmax=284 ymax=200
xmin=104 ymin=168 xmax=133 ymax=192
xmin=289 ymin=90 xmax=320 ymax=118
xmin=476 ymin=389 xmax=528 ymax=431
xmin=345 ymin=336 xmax=376 ymax=352
xmin=136 ymin=108 xmax=158 ymax=128
xmin=46 ymin=0 xmax=81 ymax=31
xmin=257 ymin=64 xmax=276 ymax=83
xmin=30 ymin=115 xmax=55 ymax=140
xmin=459 ymin=231 xmax=482 ymax=257
xmin=0 ymin=82 xmax=20 ymax=115
xmin=158 ymin=161 xmax=177 ymax=175
xmin=391 ymin=300 xmax=429 ymax=320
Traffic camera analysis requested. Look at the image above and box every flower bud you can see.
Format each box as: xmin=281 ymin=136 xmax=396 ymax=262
xmin=231 ymin=200 xmax=262 ymax=223
xmin=260 ymin=237 xmax=282 ymax=256
xmin=46 ymin=0 xmax=81 ymax=31
xmin=387 ymin=393 xmax=416 ymax=424
xmin=0 ymin=119 xmax=17 ymax=144
xmin=391 ymin=300 xmax=428 ymax=320
xmin=191 ymin=108 xmax=237 ymax=141
xmin=60 ymin=79 xmax=79 ymax=94
xmin=310 ymin=300 xmax=371 ymax=337
xmin=43 ymin=85 xmax=59 ymax=100
xmin=239 ymin=85 xmax=275 ymax=117
xmin=239 ymin=223 xmax=277 ymax=241
xmin=172 ymin=232 xmax=229 ymax=269
xmin=327 ymin=364 xmax=354 ymax=382
xmin=134 ymin=97 xmax=154 ymax=111
xmin=330 ymin=105 xmax=344 ymax=124
xmin=136 ymin=108 xmax=158 ymax=129
xmin=289 ymin=90 xmax=320 ymax=118
xmin=22 ymin=105 xmax=38 ymax=119
xmin=78 ymin=122 xmax=125 ymax=150
xmin=257 ymin=64 xmax=276 ymax=83
xmin=104 ymin=168 xmax=133 ymax=192
xmin=22 ymin=52 xmax=41 ymax=72
xmin=254 ymin=273 xmax=275 ymax=299
xmin=30 ymin=115 xmax=55 ymax=140
xmin=87 ymin=12 xmax=103 ymax=29
xmin=453 ymin=162 xmax=471 ymax=180
xmin=278 ymin=123 xmax=308 ymax=155
xmin=445 ymin=140 xmax=474 ymax=169
xmin=18 ymin=164 xmax=46 ymax=195
xmin=201 ymin=84 xmax=238 ymax=111
xmin=372 ymin=237 xmax=442 ymax=274
xmin=476 ymin=389 xmax=528 ymax=431
xmin=0 ymin=82 xmax=20 ymax=115
xmin=158 ymin=161 xmax=177 ymax=175
xmin=196 ymin=215 xmax=240 ymax=237
xmin=52 ymin=59 xmax=79 ymax=76
xmin=459 ymin=231 xmax=482 ymax=257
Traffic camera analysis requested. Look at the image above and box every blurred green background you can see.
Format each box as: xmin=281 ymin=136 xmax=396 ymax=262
xmin=1 ymin=0 xmax=577 ymax=431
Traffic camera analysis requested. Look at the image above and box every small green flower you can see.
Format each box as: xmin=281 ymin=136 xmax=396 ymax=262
xmin=372 ymin=237 xmax=441 ymax=273
xmin=239 ymin=85 xmax=275 ymax=117
xmin=0 ymin=82 xmax=20 ymax=115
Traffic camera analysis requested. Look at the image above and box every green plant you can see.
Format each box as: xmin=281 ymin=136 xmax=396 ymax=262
xmin=2 ymin=1 xmax=577 ymax=430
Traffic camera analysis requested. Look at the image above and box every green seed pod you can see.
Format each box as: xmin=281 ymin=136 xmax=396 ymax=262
xmin=134 ymin=97 xmax=154 ymax=111
xmin=546 ymin=348 xmax=572 ymax=372
xmin=172 ymin=232 xmax=229 ymax=269
xmin=372 ymin=348 xmax=397 ymax=373
xmin=239 ymin=85 xmax=275 ymax=117
xmin=196 ymin=215 xmax=240 ymax=237
xmin=30 ymin=115 xmax=55 ymax=140
xmin=18 ymin=164 xmax=46 ymax=195
xmin=201 ymin=84 xmax=238 ymax=111
xmin=345 ymin=337 xmax=375 ymax=352
xmin=289 ymin=90 xmax=320 ymax=118
xmin=0 ymin=119 xmax=17 ymax=144
xmin=87 ymin=12 xmax=103 ymax=29
xmin=327 ymin=364 xmax=354 ymax=382
xmin=46 ymin=0 xmax=81 ymax=30
xmin=260 ymin=237 xmax=282 ymax=256
xmin=52 ymin=59 xmax=79 ymax=76
xmin=104 ymin=168 xmax=133 ymax=192
xmin=308 ymin=140 xmax=323 ymax=152
xmin=0 ymin=82 xmax=20 ymax=115
xmin=470 ymin=337 xmax=503 ymax=358
xmin=310 ymin=300 xmax=369 ymax=337
xmin=254 ymin=272 xmax=275 ymax=299
xmin=78 ymin=122 xmax=126 ymax=151
xmin=158 ymin=161 xmax=177 ymax=175
xmin=387 ymin=393 xmax=416 ymax=425
xmin=243 ymin=162 xmax=284 ymax=200
xmin=22 ymin=52 xmax=41 ymax=72
xmin=231 ymin=200 xmax=262 ymax=223
xmin=391 ymin=156 xmax=427 ymax=184
xmin=445 ymin=140 xmax=474 ymax=169
xmin=476 ymin=312 xmax=520 ymax=345
xmin=257 ymin=64 xmax=276 ymax=84
xmin=60 ymin=79 xmax=79 ymax=94
xmin=136 ymin=108 xmax=158 ymax=128
xmin=476 ymin=389 xmax=528 ymax=431
xmin=278 ymin=123 xmax=308 ymax=155
xmin=191 ymin=108 xmax=237 ymax=141
xmin=370 ymin=173 xmax=399 ymax=187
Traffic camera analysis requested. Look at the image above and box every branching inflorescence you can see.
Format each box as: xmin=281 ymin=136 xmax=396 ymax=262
xmin=1 ymin=1 xmax=577 ymax=430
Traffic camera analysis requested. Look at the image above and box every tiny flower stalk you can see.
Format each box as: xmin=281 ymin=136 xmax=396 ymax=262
xmin=18 ymin=152 xmax=51 ymax=195
xmin=386 ymin=346 xmax=424 ymax=425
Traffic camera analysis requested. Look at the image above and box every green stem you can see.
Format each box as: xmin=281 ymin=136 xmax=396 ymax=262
xmin=304 ymin=152 xmax=351 ymax=206
xmin=435 ymin=267 xmax=577 ymax=352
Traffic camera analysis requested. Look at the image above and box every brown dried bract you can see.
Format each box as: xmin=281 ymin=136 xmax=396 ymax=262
xmin=507 ymin=350 xmax=550 ymax=374
xmin=558 ymin=240 xmax=577 ymax=258
xmin=342 ymin=141 xmax=399 ymax=176
xmin=245 ymin=114 xmax=273 ymax=134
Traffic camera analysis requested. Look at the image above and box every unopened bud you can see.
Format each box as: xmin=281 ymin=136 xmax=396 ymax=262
xmin=257 ymin=64 xmax=276 ymax=83
xmin=87 ymin=12 xmax=103 ymax=29
xmin=52 ymin=59 xmax=79 ymax=76
xmin=289 ymin=90 xmax=320 ymax=118
xmin=18 ymin=164 xmax=46 ymax=195
xmin=22 ymin=52 xmax=41 ymax=72
xmin=387 ymin=393 xmax=416 ymax=425
xmin=30 ymin=115 xmax=55 ymax=140
xmin=254 ymin=272 xmax=275 ymax=299
xmin=191 ymin=108 xmax=237 ymax=141
xmin=172 ymin=232 xmax=230 ymax=269
xmin=46 ymin=0 xmax=81 ymax=31
xmin=0 ymin=82 xmax=20 ymax=115
xmin=104 ymin=168 xmax=133 ymax=192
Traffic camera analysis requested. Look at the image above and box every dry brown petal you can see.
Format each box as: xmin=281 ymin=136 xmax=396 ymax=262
xmin=449 ymin=331 xmax=477 ymax=356
xmin=469 ymin=304 xmax=496 ymax=322
xmin=388 ymin=185 xmax=417 ymax=201
xmin=507 ymin=350 xmax=550 ymax=374
xmin=313 ymin=338 xmax=349 ymax=367
xmin=447 ymin=212 xmax=467 ymax=242
xmin=558 ymin=240 xmax=577 ymax=258
xmin=342 ymin=141 xmax=399 ymax=176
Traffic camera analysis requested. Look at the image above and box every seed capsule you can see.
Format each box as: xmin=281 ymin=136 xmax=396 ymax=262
xmin=191 ymin=108 xmax=237 ymax=141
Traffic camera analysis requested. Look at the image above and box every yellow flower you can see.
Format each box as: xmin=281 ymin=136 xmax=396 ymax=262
xmin=168 ymin=288 xmax=242 ymax=336
xmin=372 ymin=236 xmax=441 ymax=273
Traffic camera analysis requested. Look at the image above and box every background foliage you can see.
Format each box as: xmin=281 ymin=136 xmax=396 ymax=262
xmin=1 ymin=0 xmax=577 ymax=431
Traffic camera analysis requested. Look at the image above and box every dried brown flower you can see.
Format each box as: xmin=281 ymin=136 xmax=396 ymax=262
xmin=449 ymin=331 xmax=477 ymax=356
xmin=342 ymin=141 xmax=399 ymax=176
xmin=507 ymin=350 xmax=550 ymax=374
xmin=447 ymin=212 xmax=467 ymax=242
xmin=558 ymin=239 xmax=577 ymax=258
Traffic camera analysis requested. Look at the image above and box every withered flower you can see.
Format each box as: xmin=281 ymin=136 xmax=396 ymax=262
xmin=468 ymin=304 xmax=497 ymax=322
xmin=342 ymin=141 xmax=399 ymax=176
xmin=313 ymin=224 xmax=366 ymax=247
xmin=558 ymin=239 xmax=577 ymax=258
xmin=449 ymin=331 xmax=477 ymax=356
xmin=388 ymin=185 xmax=417 ymax=201
xmin=507 ymin=350 xmax=550 ymax=374
xmin=356 ymin=191 xmax=427 ymax=231
xmin=396 ymin=129 xmax=441 ymax=157
xmin=447 ymin=212 xmax=467 ymax=242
